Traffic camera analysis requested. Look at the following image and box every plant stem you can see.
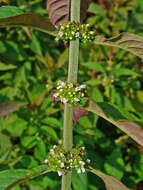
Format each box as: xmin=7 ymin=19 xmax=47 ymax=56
xmin=62 ymin=0 xmax=80 ymax=190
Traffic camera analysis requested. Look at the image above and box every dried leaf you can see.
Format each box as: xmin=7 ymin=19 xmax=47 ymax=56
xmin=94 ymin=32 xmax=143 ymax=59
xmin=0 ymin=13 xmax=56 ymax=35
xmin=89 ymin=166 xmax=130 ymax=190
xmin=47 ymin=0 xmax=91 ymax=26
xmin=86 ymin=100 xmax=143 ymax=147
xmin=0 ymin=101 xmax=27 ymax=118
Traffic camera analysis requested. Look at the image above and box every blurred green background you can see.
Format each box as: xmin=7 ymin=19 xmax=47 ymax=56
xmin=0 ymin=0 xmax=143 ymax=189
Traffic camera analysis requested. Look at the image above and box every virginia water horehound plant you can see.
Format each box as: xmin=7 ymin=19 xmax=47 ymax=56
xmin=0 ymin=0 xmax=143 ymax=190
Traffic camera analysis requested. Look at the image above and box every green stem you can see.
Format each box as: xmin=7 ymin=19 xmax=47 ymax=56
xmin=62 ymin=0 xmax=80 ymax=190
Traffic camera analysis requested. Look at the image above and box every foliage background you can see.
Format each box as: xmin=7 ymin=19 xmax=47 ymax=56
xmin=0 ymin=0 xmax=143 ymax=189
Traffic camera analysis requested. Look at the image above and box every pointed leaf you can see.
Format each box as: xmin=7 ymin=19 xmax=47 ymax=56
xmin=0 ymin=101 xmax=27 ymax=118
xmin=0 ymin=62 xmax=17 ymax=71
xmin=89 ymin=166 xmax=130 ymax=190
xmin=0 ymin=165 xmax=52 ymax=190
xmin=0 ymin=11 xmax=56 ymax=35
xmin=47 ymin=0 xmax=91 ymax=26
xmin=0 ymin=6 xmax=24 ymax=18
xmin=94 ymin=33 xmax=143 ymax=59
xmin=85 ymin=100 xmax=143 ymax=146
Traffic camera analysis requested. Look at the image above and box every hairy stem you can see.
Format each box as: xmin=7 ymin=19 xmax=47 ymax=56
xmin=62 ymin=0 xmax=80 ymax=190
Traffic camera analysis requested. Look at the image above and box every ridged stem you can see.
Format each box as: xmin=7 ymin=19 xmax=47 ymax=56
xmin=61 ymin=0 xmax=80 ymax=190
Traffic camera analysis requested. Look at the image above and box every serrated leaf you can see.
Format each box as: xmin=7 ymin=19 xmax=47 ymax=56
xmin=89 ymin=166 xmax=130 ymax=190
xmin=94 ymin=33 xmax=143 ymax=59
xmin=0 ymin=11 xmax=55 ymax=35
xmin=0 ymin=165 xmax=52 ymax=190
xmin=85 ymin=100 xmax=143 ymax=146
xmin=47 ymin=0 xmax=91 ymax=26
xmin=0 ymin=101 xmax=27 ymax=118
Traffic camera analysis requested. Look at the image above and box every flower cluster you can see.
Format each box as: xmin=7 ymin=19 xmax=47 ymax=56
xmin=55 ymin=21 xmax=95 ymax=43
xmin=45 ymin=145 xmax=90 ymax=176
xmin=53 ymin=80 xmax=87 ymax=105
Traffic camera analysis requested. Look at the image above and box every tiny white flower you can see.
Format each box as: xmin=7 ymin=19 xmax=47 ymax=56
xmin=55 ymin=37 xmax=59 ymax=41
xmin=74 ymin=97 xmax=80 ymax=102
xmin=61 ymin=162 xmax=64 ymax=168
xmin=50 ymin=149 xmax=54 ymax=154
xmin=60 ymin=153 xmax=64 ymax=157
xmin=77 ymin=169 xmax=81 ymax=174
xmin=58 ymin=160 xmax=61 ymax=163
xmin=61 ymin=81 xmax=66 ymax=87
xmin=58 ymin=171 xmax=63 ymax=176
xmin=57 ymin=85 xmax=62 ymax=89
xmin=53 ymin=145 xmax=57 ymax=149
xmin=75 ymin=32 xmax=79 ymax=38
xmin=44 ymin=159 xmax=48 ymax=164
xmin=79 ymin=161 xmax=85 ymax=165
xmin=81 ymin=168 xmax=86 ymax=173
xmin=79 ymin=84 xmax=86 ymax=89
xmin=61 ymin=26 xmax=64 ymax=29
xmin=72 ymin=31 xmax=75 ymax=35
xmin=75 ymin=87 xmax=81 ymax=91
xmin=57 ymin=80 xmax=62 ymax=85
xmin=61 ymin=98 xmax=68 ymax=104
xmin=90 ymin=31 xmax=94 ymax=34
xmin=68 ymin=83 xmax=73 ymax=88
xmin=81 ymin=147 xmax=85 ymax=150
xmin=87 ymin=159 xmax=91 ymax=163
xmin=53 ymin=93 xmax=58 ymax=98
xmin=55 ymin=25 xmax=59 ymax=29
xmin=58 ymin=31 xmax=64 ymax=37
xmin=69 ymin=159 xmax=73 ymax=162
xmin=70 ymin=163 xmax=73 ymax=166
xmin=67 ymin=166 xmax=69 ymax=169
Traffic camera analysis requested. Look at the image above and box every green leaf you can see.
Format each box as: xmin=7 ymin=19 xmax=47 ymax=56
xmin=0 ymin=165 xmax=52 ymax=190
xmin=0 ymin=62 xmax=16 ymax=71
xmin=88 ymin=3 xmax=105 ymax=16
xmin=113 ymin=68 xmax=139 ymax=77
xmin=72 ymin=169 xmax=88 ymax=190
xmin=81 ymin=62 xmax=105 ymax=73
xmin=85 ymin=100 xmax=143 ymax=146
xmin=89 ymin=166 xmax=130 ymax=190
xmin=94 ymin=33 xmax=143 ymax=59
xmin=0 ymin=10 xmax=56 ymax=35
xmin=104 ymin=148 xmax=125 ymax=180
xmin=34 ymin=139 xmax=46 ymax=161
xmin=0 ymin=6 xmax=24 ymax=18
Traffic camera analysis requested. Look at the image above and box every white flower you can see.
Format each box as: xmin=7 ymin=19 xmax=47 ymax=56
xmin=57 ymin=80 xmax=62 ymax=85
xmin=74 ymin=97 xmax=80 ymax=102
xmin=61 ymin=81 xmax=66 ymax=87
xmin=44 ymin=159 xmax=48 ymax=164
xmin=53 ymin=93 xmax=58 ymax=98
xmin=60 ymin=153 xmax=64 ymax=157
xmin=75 ymin=32 xmax=79 ymax=38
xmin=55 ymin=25 xmax=59 ymax=29
xmin=81 ymin=147 xmax=85 ymax=150
xmin=61 ymin=162 xmax=64 ymax=168
xmin=87 ymin=159 xmax=91 ymax=163
xmin=58 ymin=31 xmax=64 ymax=37
xmin=68 ymin=83 xmax=73 ymax=88
xmin=53 ymin=145 xmax=57 ymax=149
xmin=58 ymin=171 xmax=63 ymax=176
xmin=55 ymin=37 xmax=59 ymax=41
xmin=77 ymin=169 xmax=81 ymax=174
xmin=79 ymin=161 xmax=85 ymax=166
xmin=50 ymin=149 xmax=54 ymax=154
xmin=90 ymin=31 xmax=94 ymax=34
xmin=61 ymin=98 xmax=68 ymax=104
xmin=75 ymin=87 xmax=81 ymax=91
xmin=61 ymin=26 xmax=64 ymax=29
xmin=57 ymin=85 xmax=62 ymax=89
xmin=81 ymin=168 xmax=86 ymax=173
xmin=79 ymin=84 xmax=86 ymax=89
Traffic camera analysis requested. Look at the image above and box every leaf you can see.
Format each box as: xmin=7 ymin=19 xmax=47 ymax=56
xmin=85 ymin=100 xmax=143 ymax=147
xmin=47 ymin=0 xmax=91 ymax=26
xmin=89 ymin=166 xmax=130 ymax=190
xmin=0 ymin=10 xmax=56 ymax=35
xmin=73 ymin=106 xmax=88 ymax=123
xmin=0 ymin=165 xmax=52 ymax=190
xmin=0 ymin=62 xmax=17 ymax=71
xmin=72 ymin=169 xmax=88 ymax=190
xmin=104 ymin=148 xmax=125 ymax=180
xmin=94 ymin=33 xmax=143 ymax=59
xmin=0 ymin=6 xmax=24 ymax=18
xmin=0 ymin=101 xmax=27 ymax=118
xmin=81 ymin=62 xmax=105 ymax=73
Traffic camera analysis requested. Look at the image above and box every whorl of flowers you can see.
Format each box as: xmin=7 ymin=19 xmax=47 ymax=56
xmin=45 ymin=145 xmax=91 ymax=176
xmin=55 ymin=21 xmax=95 ymax=43
xmin=53 ymin=80 xmax=88 ymax=105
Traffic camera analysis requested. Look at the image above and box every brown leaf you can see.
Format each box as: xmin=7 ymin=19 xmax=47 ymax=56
xmin=47 ymin=0 xmax=91 ymax=26
xmin=0 ymin=101 xmax=27 ymax=118
xmin=0 ymin=13 xmax=56 ymax=35
xmin=94 ymin=32 xmax=143 ymax=59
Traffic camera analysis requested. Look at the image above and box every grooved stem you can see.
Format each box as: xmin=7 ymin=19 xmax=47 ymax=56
xmin=62 ymin=0 xmax=80 ymax=190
